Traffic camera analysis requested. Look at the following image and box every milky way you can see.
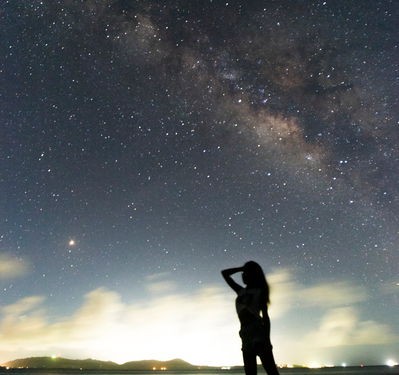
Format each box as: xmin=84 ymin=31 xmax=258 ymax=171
xmin=1 ymin=0 xmax=398 ymax=367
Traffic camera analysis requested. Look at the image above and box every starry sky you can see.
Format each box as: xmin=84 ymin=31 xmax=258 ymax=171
xmin=1 ymin=0 xmax=398 ymax=368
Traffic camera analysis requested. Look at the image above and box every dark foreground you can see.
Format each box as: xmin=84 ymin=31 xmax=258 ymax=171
xmin=1 ymin=366 xmax=399 ymax=375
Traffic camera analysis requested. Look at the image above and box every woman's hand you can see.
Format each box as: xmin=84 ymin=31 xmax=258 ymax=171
xmin=221 ymin=267 xmax=244 ymax=293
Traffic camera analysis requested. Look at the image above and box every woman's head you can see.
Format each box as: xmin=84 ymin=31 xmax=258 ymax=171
xmin=242 ymin=261 xmax=270 ymax=304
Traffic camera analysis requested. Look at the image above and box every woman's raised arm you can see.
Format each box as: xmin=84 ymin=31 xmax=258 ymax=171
xmin=221 ymin=267 xmax=244 ymax=293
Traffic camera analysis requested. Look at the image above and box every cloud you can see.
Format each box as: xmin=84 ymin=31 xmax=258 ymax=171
xmin=267 ymin=269 xmax=368 ymax=318
xmin=267 ymin=270 xmax=399 ymax=365
xmin=298 ymin=281 xmax=367 ymax=307
xmin=145 ymin=273 xmax=178 ymax=294
xmin=304 ymin=307 xmax=398 ymax=347
xmin=0 ymin=271 xmax=397 ymax=366
xmin=2 ymin=296 xmax=44 ymax=316
xmin=0 ymin=253 xmax=29 ymax=280
xmin=0 ymin=285 xmax=240 ymax=366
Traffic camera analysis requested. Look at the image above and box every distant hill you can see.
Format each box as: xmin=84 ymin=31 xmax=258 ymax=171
xmin=120 ymin=358 xmax=201 ymax=370
xmin=2 ymin=357 xmax=119 ymax=370
xmin=2 ymin=357 xmax=217 ymax=371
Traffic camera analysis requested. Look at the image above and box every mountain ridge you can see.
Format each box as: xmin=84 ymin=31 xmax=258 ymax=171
xmin=2 ymin=357 xmax=220 ymax=371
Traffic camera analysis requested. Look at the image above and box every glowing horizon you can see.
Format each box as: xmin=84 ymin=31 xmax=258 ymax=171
xmin=0 ymin=269 xmax=397 ymax=367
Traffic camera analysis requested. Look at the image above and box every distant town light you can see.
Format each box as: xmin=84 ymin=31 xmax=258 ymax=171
xmin=386 ymin=359 xmax=398 ymax=367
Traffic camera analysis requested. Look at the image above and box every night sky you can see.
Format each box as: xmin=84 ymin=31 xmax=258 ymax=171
xmin=1 ymin=0 xmax=398 ymax=368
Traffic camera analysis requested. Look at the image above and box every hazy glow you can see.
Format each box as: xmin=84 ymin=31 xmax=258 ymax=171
xmin=386 ymin=359 xmax=398 ymax=367
xmin=0 ymin=269 xmax=397 ymax=366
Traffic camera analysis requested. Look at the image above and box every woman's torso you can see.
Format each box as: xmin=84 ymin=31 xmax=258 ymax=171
xmin=236 ymin=287 xmax=264 ymax=324
xmin=236 ymin=287 xmax=269 ymax=349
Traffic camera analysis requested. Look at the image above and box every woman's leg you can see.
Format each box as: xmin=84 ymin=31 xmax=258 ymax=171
xmin=242 ymin=349 xmax=257 ymax=375
xmin=258 ymin=346 xmax=280 ymax=375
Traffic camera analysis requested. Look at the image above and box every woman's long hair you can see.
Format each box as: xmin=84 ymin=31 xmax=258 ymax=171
xmin=243 ymin=261 xmax=270 ymax=305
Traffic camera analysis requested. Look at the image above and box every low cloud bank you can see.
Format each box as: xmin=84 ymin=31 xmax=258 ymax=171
xmin=0 ymin=270 xmax=397 ymax=366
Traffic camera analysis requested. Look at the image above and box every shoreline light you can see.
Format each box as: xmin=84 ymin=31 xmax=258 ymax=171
xmin=386 ymin=359 xmax=398 ymax=367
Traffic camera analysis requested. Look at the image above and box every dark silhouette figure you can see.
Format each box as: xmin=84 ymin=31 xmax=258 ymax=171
xmin=221 ymin=261 xmax=280 ymax=375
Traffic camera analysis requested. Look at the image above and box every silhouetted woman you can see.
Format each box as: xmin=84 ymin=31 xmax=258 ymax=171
xmin=221 ymin=261 xmax=280 ymax=375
